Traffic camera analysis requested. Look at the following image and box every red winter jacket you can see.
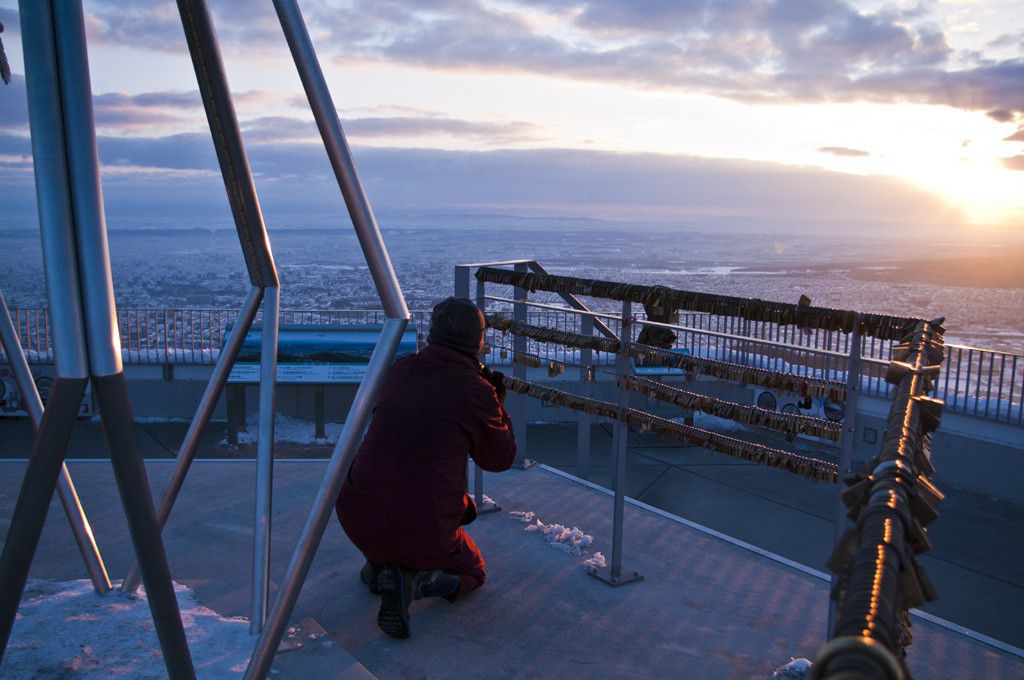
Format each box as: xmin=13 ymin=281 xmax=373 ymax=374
xmin=336 ymin=344 xmax=517 ymax=562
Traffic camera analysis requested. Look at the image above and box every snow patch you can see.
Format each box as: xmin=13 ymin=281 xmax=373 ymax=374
xmin=5 ymin=580 xmax=253 ymax=679
xmin=772 ymin=657 xmax=812 ymax=679
xmin=226 ymin=414 xmax=343 ymax=446
xmin=509 ymin=510 xmax=603 ymax=569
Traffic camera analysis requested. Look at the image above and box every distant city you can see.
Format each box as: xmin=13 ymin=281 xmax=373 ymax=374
xmin=2 ymin=225 xmax=1022 ymax=354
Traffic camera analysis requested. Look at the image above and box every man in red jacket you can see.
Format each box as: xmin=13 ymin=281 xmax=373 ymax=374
xmin=336 ymin=297 xmax=517 ymax=639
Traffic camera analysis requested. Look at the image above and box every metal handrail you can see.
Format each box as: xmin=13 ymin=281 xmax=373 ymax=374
xmin=4 ymin=305 xmax=1021 ymax=425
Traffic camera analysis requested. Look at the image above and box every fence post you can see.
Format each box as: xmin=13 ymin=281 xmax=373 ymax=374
xmin=473 ymin=275 xmax=500 ymax=513
xmin=592 ymin=299 xmax=642 ymax=587
xmin=826 ymin=317 xmax=862 ymax=636
xmin=512 ymin=262 xmax=535 ymax=469
xmin=577 ymin=313 xmax=594 ymax=472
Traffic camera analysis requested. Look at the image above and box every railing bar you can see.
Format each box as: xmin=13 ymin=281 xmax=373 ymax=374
xmin=995 ymin=354 xmax=1006 ymax=421
xmin=984 ymin=353 xmax=994 ymax=418
xmin=1008 ymin=355 xmax=1018 ymax=424
xmin=971 ymin=349 xmax=980 ymax=416
xmin=953 ymin=346 xmax=963 ymax=411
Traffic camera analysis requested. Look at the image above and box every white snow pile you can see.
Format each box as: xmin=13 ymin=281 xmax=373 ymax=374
xmin=581 ymin=552 xmax=607 ymax=570
xmin=509 ymin=510 xmax=605 ymax=571
xmin=771 ymin=657 xmax=812 ymax=679
xmin=5 ymin=579 xmax=253 ymax=679
xmin=228 ymin=414 xmax=343 ymax=446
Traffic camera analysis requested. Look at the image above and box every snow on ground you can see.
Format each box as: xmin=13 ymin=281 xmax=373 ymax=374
xmin=508 ymin=510 xmax=604 ymax=571
xmin=5 ymin=580 xmax=252 ymax=679
xmin=689 ymin=411 xmax=751 ymax=433
xmin=771 ymin=657 xmax=812 ymax=678
xmin=228 ymin=414 xmax=344 ymax=446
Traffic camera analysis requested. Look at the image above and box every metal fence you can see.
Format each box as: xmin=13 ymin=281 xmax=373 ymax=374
xmin=4 ymin=305 xmax=1022 ymax=426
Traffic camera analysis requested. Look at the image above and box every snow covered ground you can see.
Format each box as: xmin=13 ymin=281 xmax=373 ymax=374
xmin=5 ymin=580 xmax=253 ymax=679
xmin=771 ymin=657 xmax=812 ymax=678
xmin=508 ymin=510 xmax=605 ymax=571
xmin=228 ymin=413 xmax=344 ymax=446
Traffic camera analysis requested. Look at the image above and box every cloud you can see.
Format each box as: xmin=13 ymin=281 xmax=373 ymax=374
xmin=1004 ymin=128 xmax=1024 ymax=142
xmin=0 ymin=126 xmax=964 ymax=234
xmin=986 ymin=109 xmax=1015 ymax=123
xmin=240 ymin=111 xmax=540 ymax=145
xmin=818 ymin=146 xmax=870 ymax=157
xmin=1002 ymin=155 xmax=1024 ymax=171
xmin=5 ymin=1 xmax=1017 ymax=124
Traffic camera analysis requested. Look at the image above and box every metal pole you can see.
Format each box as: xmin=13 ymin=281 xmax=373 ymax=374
xmin=826 ymin=319 xmax=863 ymax=636
xmin=252 ymin=286 xmax=280 ymax=633
xmin=0 ymin=292 xmax=110 ymax=594
xmin=527 ymin=261 xmax=617 ymax=340
xmin=0 ymin=377 xmax=89 ymax=661
xmin=176 ymin=0 xmax=278 ymax=288
xmin=273 ymin=0 xmax=408 ymax=320
xmin=16 ymin=0 xmax=89 ymax=382
xmin=50 ymin=2 xmax=195 ymax=674
xmin=577 ymin=313 xmax=594 ymax=472
xmin=121 ymin=285 xmax=263 ymax=592
xmin=474 ymin=276 xmax=500 ymax=513
xmin=0 ymin=4 xmax=98 ymax=659
xmin=511 ymin=262 xmax=532 ymax=468
xmin=245 ymin=318 xmax=408 ymax=680
xmin=591 ymin=300 xmax=642 ymax=587
xmin=454 ymin=265 xmax=471 ymax=301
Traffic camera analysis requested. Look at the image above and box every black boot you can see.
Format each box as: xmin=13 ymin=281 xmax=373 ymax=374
xmin=360 ymin=561 xmax=381 ymax=595
xmin=377 ymin=565 xmax=415 ymax=639
xmin=413 ymin=570 xmax=460 ymax=600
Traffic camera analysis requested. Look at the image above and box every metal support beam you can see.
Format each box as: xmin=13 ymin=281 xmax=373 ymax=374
xmin=244 ymin=318 xmax=408 ymax=680
xmin=473 ymin=276 xmax=500 ymax=513
xmin=591 ymin=299 xmax=642 ymax=587
xmin=176 ymin=0 xmax=278 ymax=288
xmin=245 ymin=3 xmax=413 ymax=675
xmin=21 ymin=3 xmax=195 ymax=674
xmin=252 ymin=286 xmax=280 ymax=633
xmin=528 ymin=261 xmax=617 ymax=341
xmin=273 ymin=0 xmax=408 ymax=321
xmin=0 ymin=377 xmax=89 ymax=660
xmin=511 ymin=262 xmax=534 ymax=468
xmin=827 ymin=319 xmax=863 ymax=636
xmin=121 ymin=285 xmax=263 ymax=592
xmin=0 ymin=292 xmax=110 ymax=593
xmin=577 ymin=313 xmax=594 ymax=472
xmin=91 ymin=373 xmax=195 ymax=678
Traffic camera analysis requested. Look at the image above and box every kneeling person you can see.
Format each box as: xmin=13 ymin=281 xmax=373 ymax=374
xmin=335 ymin=297 xmax=517 ymax=639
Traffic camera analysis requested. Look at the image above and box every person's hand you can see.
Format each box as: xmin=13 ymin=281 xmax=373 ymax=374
xmin=482 ymin=367 xmax=507 ymax=403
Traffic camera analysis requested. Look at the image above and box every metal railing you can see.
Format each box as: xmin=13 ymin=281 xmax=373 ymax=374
xmin=3 ymin=305 xmax=1021 ymax=425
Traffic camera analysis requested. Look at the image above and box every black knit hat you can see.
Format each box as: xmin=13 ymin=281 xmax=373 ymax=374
xmin=427 ymin=297 xmax=485 ymax=355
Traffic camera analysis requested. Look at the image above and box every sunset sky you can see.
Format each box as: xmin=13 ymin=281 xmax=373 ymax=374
xmin=1 ymin=0 xmax=1022 ymax=236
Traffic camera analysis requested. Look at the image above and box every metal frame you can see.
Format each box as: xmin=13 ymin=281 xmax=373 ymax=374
xmin=117 ymin=1 xmax=282 ymax=640
xmin=0 ymin=292 xmax=110 ymax=594
xmin=591 ymin=299 xmax=643 ymax=586
xmin=244 ymin=1 xmax=411 ymax=676
xmin=1 ymin=2 xmax=194 ymax=675
xmin=826 ymin=318 xmax=862 ymax=635
xmin=460 ymin=260 xmax=643 ymax=586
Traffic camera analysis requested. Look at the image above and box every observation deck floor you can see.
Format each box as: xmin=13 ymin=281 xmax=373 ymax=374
xmin=1 ymin=456 xmax=1021 ymax=679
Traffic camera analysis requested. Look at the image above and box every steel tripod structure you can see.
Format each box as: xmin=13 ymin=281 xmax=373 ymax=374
xmin=0 ymin=1 xmax=194 ymax=676
xmin=244 ymin=1 xmax=411 ymax=676
xmin=3 ymin=0 xmax=409 ymax=675
xmin=0 ymin=292 xmax=111 ymax=594
xmin=119 ymin=0 xmax=284 ymax=638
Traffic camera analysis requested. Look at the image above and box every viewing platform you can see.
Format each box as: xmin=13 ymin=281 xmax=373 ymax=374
xmin=2 ymin=426 xmax=1022 ymax=678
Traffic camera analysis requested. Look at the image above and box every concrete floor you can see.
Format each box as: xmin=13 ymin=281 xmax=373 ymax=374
xmin=1 ymin=459 xmax=1022 ymax=679
xmin=520 ymin=422 xmax=1024 ymax=652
